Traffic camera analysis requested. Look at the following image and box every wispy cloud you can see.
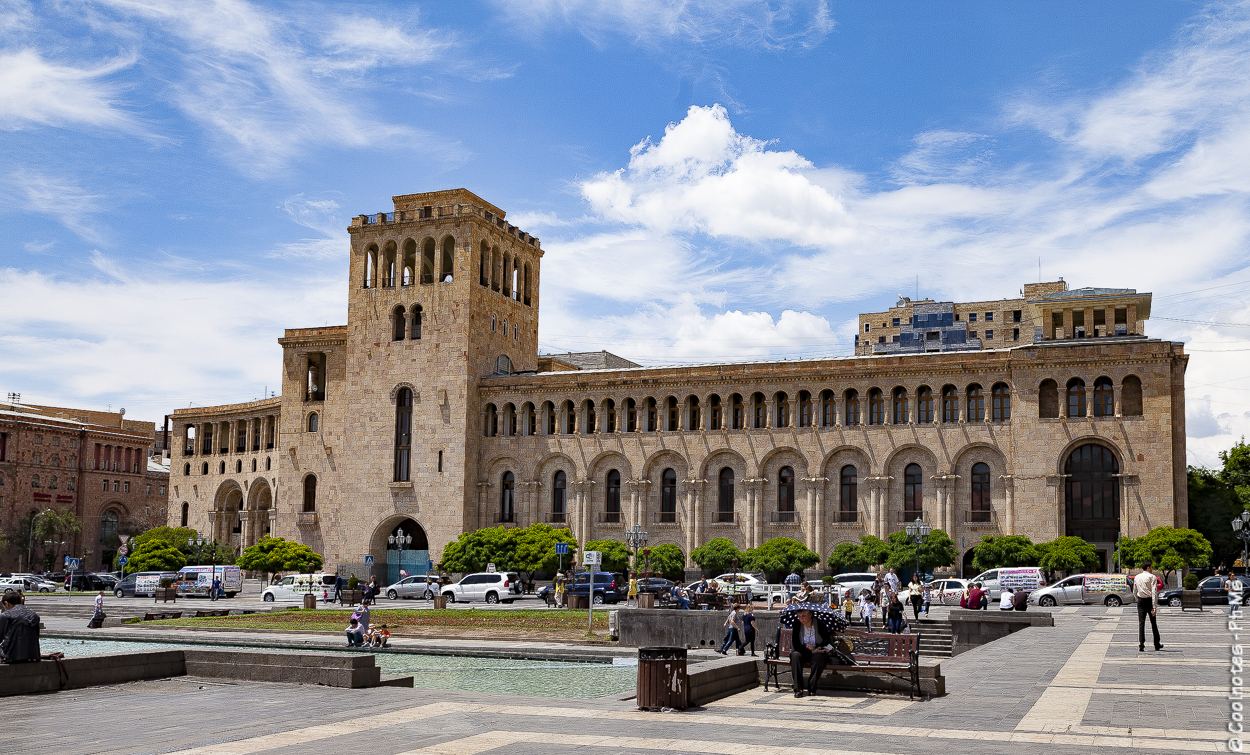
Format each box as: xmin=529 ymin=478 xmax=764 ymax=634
xmin=2 ymin=170 xmax=108 ymax=242
xmin=0 ymin=48 xmax=137 ymax=131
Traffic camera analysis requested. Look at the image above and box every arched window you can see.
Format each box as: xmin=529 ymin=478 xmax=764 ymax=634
xmin=201 ymin=462 xmax=208 ymax=475
xmin=839 ymin=465 xmax=857 ymax=522
xmin=383 ymin=241 xmax=396 ymax=287
xmin=892 ymin=387 xmax=909 ymax=424
xmin=49 ymin=475 xmax=57 ymax=489
xmin=942 ymin=385 xmax=958 ymax=422
xmin=709 ymin=395 xmax=721 ymax=430
xmin=422 ymin=238 xmax=436 ymax=284
xmin=511 ymin=257 xmax=520 ymax=302
xmin=266 ymin=457 xmax=271 ymax=471
xmin=868 ymin=388 xmax=884 ymax=425
xmin=820 ymin=389 xmax=835 ymax=427
xmin=363 ymin=244 xmax=377 ymax=288
xmin=181 ymin=501 xmax=189 ymax=527
xmin=402 ymin=239 xmax=416 ymax=286
xmin=544 ymin=401 xmax=556 ymax=434
xmin=523 ymin=263 xmax=532 ymax=306
xmin=797 ymin=390 xmax=811 ymax=427
xmin=484 ymin=404 xmax=498 ymax=437
xmin=1122 ymin=375 xmax=1143 ymax=416
xmin=585 ymin=400 xmax=596 ymax=433
xmin=219 ymin=461 xmax=226 ymax=474
xmin=1092 ymin=377 xmax=1113 ymax=417
xmin=661 ymin=468 xmax=677 ymax=522
xmin=565 ymin=400 xmax=576 ymax=434
xmin=501 ymin=252 xmax=512 ymax=297
xmin=970 ymin=462 xmax=992 ymax=522
xmin=252 ymin=458 xmax=257 ymax=472
xmin=966 ymin=384 xmax=985 ymax=422
xmin=605 ymin=470 xmax=621 ymax=522
xmin=646 ymin=398 xmax=658 ymax=432
xmin=440 ymin=236 xmax=454 ymax=282
xmin=523 ymin=402 xmax=536 ymax=436
xmin=916 ymin=386 xmax=933 ymax=423
xmin=752 ymin=392 xmax=766 ymax=428
xmin=776 ymin=392 xmax=790 ymax=427
xmin=687 ymin=395 xmax=700 ymax=430
xmin=717 ymin=467 xmax=735 ymax=522
xmin=991 ymin=383 xmax=1011 ymax=422
xmin=1039 ymin=379 xmax=1059 ymax=418
xmin=626 ymin=398 xmax=638 ymax=432
xmin=184 ymin=463 xmax=191 ymax=475
xmin=1065 ymin=444 xmax=1120 ymax=543
xmin=500 ymin=471 xmax=515 ymax=522
xmin=411 ymin=305 xmax=423 ymax=340
xmin=844 ymin=390 xmax=860 ymax=426
xmin=552 ymin=470 xmax=566 ymax=521
xmin=777 ymin=466 xmax=794 ymax=521
xmin=903 ymin=463 xmax=923 ymax=518
xmin=392 ymin=305 xmax=406 ymax=341
xmin=302 ymin=474 xmax=317 ymax=512
xmin=491 ymin=247 xmax=500 ymax=291
xmin=479 ymin=241 xmax=489 ymax=286
xmin=235 ymin=460 xmax=242 ymax=473
xmin=731 ymin=394 xmax=744 ymax=429
xmin=394 ymin=387 xmax=412 ymax=481
xmin=307 ymin=413 xmax=319 ymax=432
xmin=1067 ymin=378 xmax=1087 ymax=417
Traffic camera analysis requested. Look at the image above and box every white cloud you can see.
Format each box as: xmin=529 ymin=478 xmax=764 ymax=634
xmin=496 ymin=0 xmax=833 ymax=50
xmin=0 ymin=48 xmax=136 ymax=131
xmin=267 ymin=193 xmax=349 ymax=261
xmin=1 ymin=170 xmax=108 ymax=242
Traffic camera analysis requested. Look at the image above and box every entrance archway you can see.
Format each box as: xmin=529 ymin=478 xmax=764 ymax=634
xmin=961 ymin=548 xmax=977 ymax=578
xmin=1064 ymin=443 xmax=1120 ymax=546
xmin=384 ymin=518 xmax=429 ymax=584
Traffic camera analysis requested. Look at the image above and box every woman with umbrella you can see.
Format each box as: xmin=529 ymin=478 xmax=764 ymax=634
xmin=778 ymin=601 xmax=849 ymax=698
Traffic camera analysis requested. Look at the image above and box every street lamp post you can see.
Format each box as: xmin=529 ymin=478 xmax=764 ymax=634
xmin=624 ymin=524 xmax=649 ymax=577
xmin=904 ymin=516 xmax=932 ymax=584
xmin=1232 ymin=512 xmax=1250 ymax=575
xmin=389 ymin=528 xmax=413 ymax=583
xmin=25 ymin=509 xmax=53 ymax=573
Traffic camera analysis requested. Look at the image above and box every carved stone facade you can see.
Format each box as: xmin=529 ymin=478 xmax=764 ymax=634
xmin=168 ymin=189 xmax=1188 ymax=578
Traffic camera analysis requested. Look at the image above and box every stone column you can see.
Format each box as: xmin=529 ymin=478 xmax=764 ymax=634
xmin=787 ymin=395 xmax=796 ymax=428
xmin=685 ymin=489 xmax=696 ymax=564
xmin=746 ymin=487 xmax=757 ymax=548
xmin=936 ymin=482 xmax=947 ymax=535
xmin=946 ymin=477 xmax=957 ymax=536
xmin=867 ymin=483 xmax=879 ymax=539
xmin=1085 ymin=383 xmax=1094 ymax=420
xmin=765 ymin=396 xmax=775 ymax=428
xmin=476 ymin=482 xmax=491 ymax=530
xmin=1002 ymin=475 xmax=1015 ymax=535
xmin=804 ymin=483 xmax=816 ymax=549
xmin=693 ymin=483 xmax=704 ymax=549
xmin=879 ymin=480 xmax=889 ymax=539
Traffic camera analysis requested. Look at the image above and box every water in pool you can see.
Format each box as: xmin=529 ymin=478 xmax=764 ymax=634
xmin=42 ymin=639 xmax=637 ymax=699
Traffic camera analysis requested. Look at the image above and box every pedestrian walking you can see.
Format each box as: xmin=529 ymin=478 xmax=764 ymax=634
xmin=742 ymin=604 xmax=757 ymax=655
xmin=210 ymin=576 xmax=222 ymax=601
xmin=1133 ymin=562 xmax=1163 ymax=652
xmin=364 ymin=576 xmax=378 ymax=603
xmin=922 ymin=583 xmax=933 ymax=615
xmin=627 ymin=575 xmax=638 ymax=608
xmin=1225 ymin=570 xmax=1244 ymax=614
xmin=908 ymin=574 xmax=924 ymax=619
xmin=554 ymin=571 xmax=566 ymax=608
xmin=719 ymin=607 xmax=744 ymax=654
xmin=887 ymin=595 xmax=904 ymax=633
xmin=858 ymin=590 xmax=876 ymax=631
xmin=885 ymin=568 xmax=901 ymax=593
xmin=841 ymin=593 xmax=854 ymax=624
xmin=334 ymin=574 xmax=345 ymax=604
xmin=88 ymin=591 xmax=105 ymax=629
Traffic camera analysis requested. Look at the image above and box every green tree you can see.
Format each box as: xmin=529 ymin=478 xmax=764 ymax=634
xmin=827 ymin=540 xmax=873 ymax=572
xmin=971 ymin=535 xmax=1040 ymax=573
xmin=584 ymin=539 xmax=631 ymax=573
xmin=439 ymin=524 xmax=580 ymax=584
xmin=885 ymin=529 xmax=958 ymax=573
xmin=1116 ymin=527 xmax=1211 ymax=585
xmin=117 ymin=526 xmax=234 ymax=572
xmin=126 ymin=539 xmax=187 ymax=573
xmin=511 ymin=524 xmax=579 ymax=581
xmin=690 ymin=537 xmax=742 ymax=573
xmin=1035 ymin=536 xmax=1100 ymax=579
xmin=33 ymin=509 xmax=83 ymax=570
xmin=236 ymin=537 xmax=323 ymax=583
xmin=743 ymin=537 xmax=819 ymax=578
xmin=642 ymin=544 xmax=686 ymax=581
xmin=1188 ymin=441 xmax=1250 ymax=569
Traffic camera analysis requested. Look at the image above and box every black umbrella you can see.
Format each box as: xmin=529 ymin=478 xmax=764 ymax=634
xmin=779 ymin=601 xmax=849 ymax=635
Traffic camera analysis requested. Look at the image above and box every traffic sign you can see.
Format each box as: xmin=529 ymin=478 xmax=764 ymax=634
xmin=65 ymin=557 xmax=80 ymax=571
xmin=118 ymin=545 xmax=128 ymax=557
xmin=364 ymin=555 xmax=374 ymax=565
xmin=583 ymin=550 xmax=601 ymax=566
xmin=555 ymin=542 xmax=569 ymax=555
xmin=118 ymin=556 xmax=128 ymax=566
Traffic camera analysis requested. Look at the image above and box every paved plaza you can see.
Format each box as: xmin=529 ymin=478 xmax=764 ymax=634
xmin=9 ymin=604 xmax=1232 ymax=755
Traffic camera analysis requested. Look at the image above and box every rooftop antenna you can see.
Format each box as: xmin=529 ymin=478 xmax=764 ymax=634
xmin=1038 ymin=257 xmax=1041 ymax=283
xmin=6 ymin=392 xmax=19 ymax=403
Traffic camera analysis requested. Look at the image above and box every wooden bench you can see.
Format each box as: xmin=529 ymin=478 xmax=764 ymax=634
xmin=194 ymin=609 xmax=231 ymax=618
xmin=143 ymin=611 xmax=182 ymax=621
xmin=764 ymin=626 xmax=922 ymax=699
xmin=693 ymin=593 xmax=732 ymax=610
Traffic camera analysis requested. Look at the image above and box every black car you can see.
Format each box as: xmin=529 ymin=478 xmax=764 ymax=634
xmin=1160 ymin=574 xmax=1248 ymax=607
xmin=567 ymin=571 xmax=627 ymax=605
xmin=636 ymin=577 xmax=675 ymax=596
xmin=67 ymin=572 xmax=118 ymax=591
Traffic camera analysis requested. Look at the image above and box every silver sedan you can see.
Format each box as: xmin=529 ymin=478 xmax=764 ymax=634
xmin=385 ymin=575 xmax=438 ymax=600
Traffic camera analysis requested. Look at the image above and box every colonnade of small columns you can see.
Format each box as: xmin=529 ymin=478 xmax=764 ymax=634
xmin=183 ymin=415 xmax=279 ymax=457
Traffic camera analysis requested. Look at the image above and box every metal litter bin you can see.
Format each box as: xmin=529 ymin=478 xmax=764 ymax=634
xmin=637 ymin=646 xmax=687 ymax=710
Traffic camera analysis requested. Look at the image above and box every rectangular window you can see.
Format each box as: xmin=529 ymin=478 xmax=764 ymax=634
xmin=954 ymin=313 xmax=960 ymax=321
xmin=160 ymin=485 xmax=166 ymax=495
xmin=864 ymin=323 xmax=870 ymax=332
xmin=985 ymin=330 xmax=993 ymax=340
xmin=112 ymin=481 xmax=119 ymax=492
xmin=102 ymin=480 xmax=108 ymax=492
xmin=878 ymin=336 xmax=885 ymax=343
xmin=891 ymin=318 xmax=900 ymax=326
xmin=985 ymin=312 xmax=993 ymax=322
xmin=438 ymin=450 xmax=443 ymax=472
xmin=968 ymin=312 xmax=977 ymax=322
xmin=124 ymin=481 xmax=130 ymax=493
xmin=1013 ymin=310 xmax=1022 ymax=323
xmin=969 ymin=331 xmax=977 ymax=338
xmin=891 ymin=335 xmax=899 ymax=343
xmin=1013 ymin=328 xmax=1020 ymax=341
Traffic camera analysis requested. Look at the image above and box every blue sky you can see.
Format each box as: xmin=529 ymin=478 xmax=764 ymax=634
xmin=2 ymin=0 xmax=1250 ymax=464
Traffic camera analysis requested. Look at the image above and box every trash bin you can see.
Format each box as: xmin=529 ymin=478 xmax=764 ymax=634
xmin=570 ymin=595 xmax=590 ymax=610
xmin=638 ymin=592 xmax=655 ymax=609
xmin=303 ymin=593 xmax=317 ymax=610
xmin=433 ymin=595 xmax=447 ymax=610
xmin=637 ymin=647 xmax=687 ymax=710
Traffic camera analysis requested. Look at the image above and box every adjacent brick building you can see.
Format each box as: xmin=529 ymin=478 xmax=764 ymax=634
xmin=0 ymin=401 xmax=168 ymax=572
xmin=168 ymin=189 xmax=1188 ymax=580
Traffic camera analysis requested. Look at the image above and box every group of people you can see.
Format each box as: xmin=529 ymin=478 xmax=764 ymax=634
xmin=717 ymin=604 xmax=758 ymax=655
xmin=343 ymin=599 xmax=390 ymax=648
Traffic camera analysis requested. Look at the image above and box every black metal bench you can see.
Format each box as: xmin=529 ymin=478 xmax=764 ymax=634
xmin=764 ymin=626 xmax=922 ymax=699
xmin=143 ymin=611 xmax=182 ymax=621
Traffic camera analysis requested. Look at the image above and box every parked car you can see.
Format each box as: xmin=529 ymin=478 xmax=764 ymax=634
xmin=386 ymin=575 xmax=439 ymax=600
xmin=1029 ymin=573 xmax=1136 ymax=607
xmin=0 ymin=577 xmax=28 ymax=592
xmin=828 ymin=572 xmax=880 ymax=601
xmin=898 ymin=578 xmax=969 ymax=605
xmin=174 ymin=565 xmax=242 ymax=598
xmin=113 ymin=571 xmax=178 ymax=597
xmin=636 ymin=577 xmax=675 ymax=596
xmin=1160 ymin=574 xmax=1249 ymax=607
xmin=711 ymin=573 xmax=767 ymax=599
xmin=969 ymin=567 xmax=1045 ymax=600
xmin=66 ymin=573 xmax=116 ymax=592
xmin=442 ymin=572 xmax=522 ymax=604
xmin=10 ymin=574 xmax=59 ymax=592
xmin=566 ymin=571 xmax=627 ymax=605
xmin=261 ymin=573 xmax=339 ymax=602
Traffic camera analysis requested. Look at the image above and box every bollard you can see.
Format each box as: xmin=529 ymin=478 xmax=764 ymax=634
xmin=637 ymin=646 xmax=687 ymax=710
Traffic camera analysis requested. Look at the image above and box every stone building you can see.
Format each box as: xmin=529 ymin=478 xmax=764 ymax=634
xmin=168 ymin=189 xmax=1188 ymax=580
xmin=0 ymin=400 xmax=168 ymax=572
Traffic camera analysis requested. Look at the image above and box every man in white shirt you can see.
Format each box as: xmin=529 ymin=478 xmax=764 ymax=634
xmin=1225 ymin=570 xmax=1244 ymax=614
xmin=885 ymin=569 xmax=901 ymax=592
xmin=1133 ymin=562 xmax=1162 ymax=652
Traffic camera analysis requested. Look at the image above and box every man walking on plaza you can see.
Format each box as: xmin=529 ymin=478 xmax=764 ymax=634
xmin=1134 ymin=562 xmax=1162 ymax=652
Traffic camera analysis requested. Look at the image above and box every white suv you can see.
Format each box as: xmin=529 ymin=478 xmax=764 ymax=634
xmin=830 ymin=572 xmax=880 ymax=602
xmin=442 ymin=572 xmax=521 ymax=604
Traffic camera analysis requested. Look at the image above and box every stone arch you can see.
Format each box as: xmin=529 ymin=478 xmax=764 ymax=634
xmin=535 ymin=451 xmax=580 ymax=482
xmin=588 ymin=450 xmax=632 ymax=481
xmin=643 ymin=449 xmax=688 ymax=479
xmin=485 ymin=455 xmax=525 ymax=480
xmin=820 ymin=445 xmax=872 ymax=523
xmin=389 ymin=382 xmax=417 ymax=402
xmin=245 ymin=478 xmax=274 ymax=546
xmin=642 ymin=449 xmax=689 ymax=527
xmin=883 ymin=445 xmax=940 ymax=531
xmin=365 ymin=514 xmax=431 ymax=581
xmin=949 ymin=443 xmax=1010 ymax=531
xmin=212 ymin=479 xmax=245 ymax=543
xmin=1054 ymin=435 xmax=1126 ymax=476
xmin=699 ymin=448 xmax=749 ymax=481
xmin=819 ymin=445 xmax=873 ymax=478
xmin=756 ymin=446 xmax=809 ymax=480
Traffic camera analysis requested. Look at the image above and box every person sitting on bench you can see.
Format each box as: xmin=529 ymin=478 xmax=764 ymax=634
xmin=787 ymin=609 xmax=832 ymax=698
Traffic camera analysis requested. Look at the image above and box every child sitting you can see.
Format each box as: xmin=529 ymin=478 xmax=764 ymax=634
xmin=367 ymin=624 xmax=391 ymax=648
xmin=345 ymin=617 xmax=363 ymax=647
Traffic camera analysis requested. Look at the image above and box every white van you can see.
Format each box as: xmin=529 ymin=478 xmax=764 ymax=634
xmin=1029 ymin=573 xmax=1136 ymax=607
xmin=175 ymin=565 xmax=243 ymax=598
xmin=970 ymin=567 xmax=1045 ymax=599
xmin=261 ymin=573 xmax=338 ymax=602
